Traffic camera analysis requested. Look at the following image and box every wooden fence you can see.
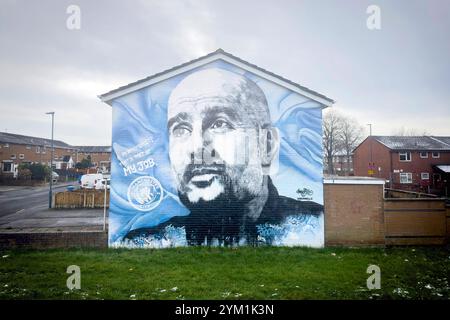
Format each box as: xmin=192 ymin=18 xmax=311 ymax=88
xmin=385 ymin=188 xmax=438 ymax=199
xmin=54 ymin=190 xmax=110 ymax=209
xmin=384 ymin=199 xmax=447 ymax=245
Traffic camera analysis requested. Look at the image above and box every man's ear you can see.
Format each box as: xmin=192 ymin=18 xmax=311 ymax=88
xmin=261 ymin=127 xmax=280 ymax=169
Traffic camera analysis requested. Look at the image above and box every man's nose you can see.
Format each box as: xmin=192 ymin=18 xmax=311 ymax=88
xmin=190 ymin=129 xmax=211 ymax=164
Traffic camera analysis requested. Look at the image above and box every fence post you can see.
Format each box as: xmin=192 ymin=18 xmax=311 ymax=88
xmin=103 ymin=178 xmax=107 ymax=231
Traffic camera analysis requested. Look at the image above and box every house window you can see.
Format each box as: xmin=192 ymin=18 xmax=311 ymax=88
xmin=19 ymin=154 xmax=24 ymax=160
xmin=421 ymin=172 xmax=429 ymax=180
xmin=399 ymin=152 xmax=411 ymax=161
xmin=420 ymin=152 xmax=428 ymax=158
xmin=42 ymin=147 xmax=46 ymax=154
xmin=36 ymin=146 xmax=40 ymax=153
xmin=26 ymin=145 xmax=31 ymax=150
xmin=432 ymin=152 xmax=440 ymax=158
xmin=400 ymin=172 xmax=413 ymax=184
xmin=2 ymin=162 xmax=13 ymax=172
xmin=10 ymin=154 xmax=16 ymax=160
xmin=4 ymin=143 xmax=9 ymax=148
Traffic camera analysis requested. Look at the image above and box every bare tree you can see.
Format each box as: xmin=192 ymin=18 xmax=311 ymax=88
xmin=322 ymin=110 xmax=343 ymax=175
xmin=391 ymin=126 xmax=430 ymax=136
xmin=339 ymin=117 xmax=365 ymax=175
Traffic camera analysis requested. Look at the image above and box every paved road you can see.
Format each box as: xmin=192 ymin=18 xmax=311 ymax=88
xmin=0 ymin=183 xmax=70 ymax=217
xmin=0 ymin=183 xmax=107 ymax=232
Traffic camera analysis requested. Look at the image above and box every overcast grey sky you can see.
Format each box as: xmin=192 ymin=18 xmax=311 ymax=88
xmin=1 ymin=0 xmax=449 ymax=145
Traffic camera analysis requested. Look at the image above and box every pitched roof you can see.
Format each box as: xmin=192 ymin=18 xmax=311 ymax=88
xmin=372 ymin=136 xmax=450 ymax=151
xmin=75 ymin=146 xmax=112 ymax=153
xmin=431 ymin=136 xmax=450 ymax=146
xmin=0 ymin=132 xmax=71 ymax=149
xmin=0 ymin=132 xmax=112 ymax=153
xmin=99 ymin=48 xmax=334 ymax=107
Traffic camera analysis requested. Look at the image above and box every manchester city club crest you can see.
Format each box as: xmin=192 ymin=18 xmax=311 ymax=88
xmin=127 ymin=176 xmax=163 ymax=211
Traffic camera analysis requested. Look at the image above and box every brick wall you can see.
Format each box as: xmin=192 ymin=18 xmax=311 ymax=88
xmin=76 ymin=152 xmax=111 ymax=167
xmin=0 ymin=142 xmax=111 ymax=173
xmin=353 ymin=137 xmax=450 ymax=194
xmin=0 ymin=231 xmax=107 ymax=249
xmin=0 ymin=143 xmax=76 ymax=167
xmin=324 ymin=182 xmax=385 ymax=246
xmin=353 ymin=137 xmax=391 ymax=179
xmin=389 ymin=151 xmax=450 ymax=191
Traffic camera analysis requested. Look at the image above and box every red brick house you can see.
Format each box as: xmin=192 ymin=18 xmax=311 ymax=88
xmin=324 ymin=150 xmax=354 ymax=176
xmin=353 ymin=136 xmax=450 ymax=196
xmin=0 ymin=132 xmax=111 ymax=177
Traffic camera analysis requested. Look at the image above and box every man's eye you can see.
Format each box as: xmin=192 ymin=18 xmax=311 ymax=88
xmin=172 ymin=126 xmax=191 ymax=137
xmin=210 ymin=119 xmax=232 ymax=131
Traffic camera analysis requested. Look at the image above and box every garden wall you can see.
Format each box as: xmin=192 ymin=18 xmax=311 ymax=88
xmin=324 ymin=177 xmax=448 ymax=246
xmin=324 ymin=178 xmax=385 ymax=246
xmin=0 ymin=231 xmax=107 ymax=249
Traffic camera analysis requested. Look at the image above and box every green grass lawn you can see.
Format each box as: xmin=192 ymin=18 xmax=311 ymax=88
xmin=0 ymin=246 xmax=449 ymax=300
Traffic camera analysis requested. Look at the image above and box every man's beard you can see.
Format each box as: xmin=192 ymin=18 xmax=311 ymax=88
xmin=176 ymin=164 xmax=264 ymax=245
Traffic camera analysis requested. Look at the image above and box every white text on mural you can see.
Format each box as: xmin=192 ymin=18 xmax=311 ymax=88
xmin=121 ymin=138 xmax=157 ymax=176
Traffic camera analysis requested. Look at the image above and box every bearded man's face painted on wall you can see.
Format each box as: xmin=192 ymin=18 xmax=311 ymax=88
xmin=167 ymin=68 xmax=279 ymax=209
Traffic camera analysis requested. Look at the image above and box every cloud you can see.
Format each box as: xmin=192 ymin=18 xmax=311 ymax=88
xmin=0 ymin=0 xmax=449 ymax=145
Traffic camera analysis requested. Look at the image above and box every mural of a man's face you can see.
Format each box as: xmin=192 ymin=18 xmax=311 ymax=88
xmin=167 ymin=68 xmax=279 ymax=208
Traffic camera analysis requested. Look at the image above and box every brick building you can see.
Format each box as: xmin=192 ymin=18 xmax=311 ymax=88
xmin=0 ymin=132 xmax=111 ymax=177
xmin=353 ymin=136 xmax=450 ymax=196
xmin=74 ymin=146 xmax=112 ymax=173
xmin=324 ymin=150 xmax=354 ymax=176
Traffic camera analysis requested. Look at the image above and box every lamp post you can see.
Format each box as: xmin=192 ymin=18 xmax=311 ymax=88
xmin=46 ymin=112 xmax=55 ymax=208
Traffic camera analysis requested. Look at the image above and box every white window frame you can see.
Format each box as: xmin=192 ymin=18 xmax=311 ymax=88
xmin=400 ymin=172 xmax=413 ymax=184
xmin=399 ymin=152 xmax=411 ymax=162
xmin=36 ymin=146 xmax=40 ymax=153
xmin=2 ymin=161 xmax=13 ymax=172
xmin=4 ymin=143 xmax=9 ymax=148
xmin=26 ymin=145 xmax=31 ymax=150
xmin=419 ymin=152 xmax=428 ymax=158
xmin=19 ymin=154 xmax=25 ymax=160
xmin=421 ymin=172 xmax=429 ymax=180
xmin=432 ymin=152 xmax=440 ymax=158
xmin=10 ymin=154 xmax=16 ymax=160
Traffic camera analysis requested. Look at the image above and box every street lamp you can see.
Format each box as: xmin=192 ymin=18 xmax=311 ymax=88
xmin=46 ymin=112 xmax=55 ymax=208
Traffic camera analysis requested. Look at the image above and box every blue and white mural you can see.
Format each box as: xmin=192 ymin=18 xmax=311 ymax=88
xmin=108 ymin=60 xmax=324 ymax=248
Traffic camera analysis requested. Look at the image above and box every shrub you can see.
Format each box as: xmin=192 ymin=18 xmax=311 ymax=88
xmin=19 ymin=163 xmax=51 ymax=180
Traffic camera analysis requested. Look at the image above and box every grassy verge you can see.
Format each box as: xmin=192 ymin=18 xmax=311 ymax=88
xmin=0 ymin=246 xmax=449 ymax=300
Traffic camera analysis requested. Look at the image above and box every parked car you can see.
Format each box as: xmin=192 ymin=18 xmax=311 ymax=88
xmin=94 ymin=178 xmax=110 ymax=190
xmin=79 ymin=173 xmax=103 ymax=189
